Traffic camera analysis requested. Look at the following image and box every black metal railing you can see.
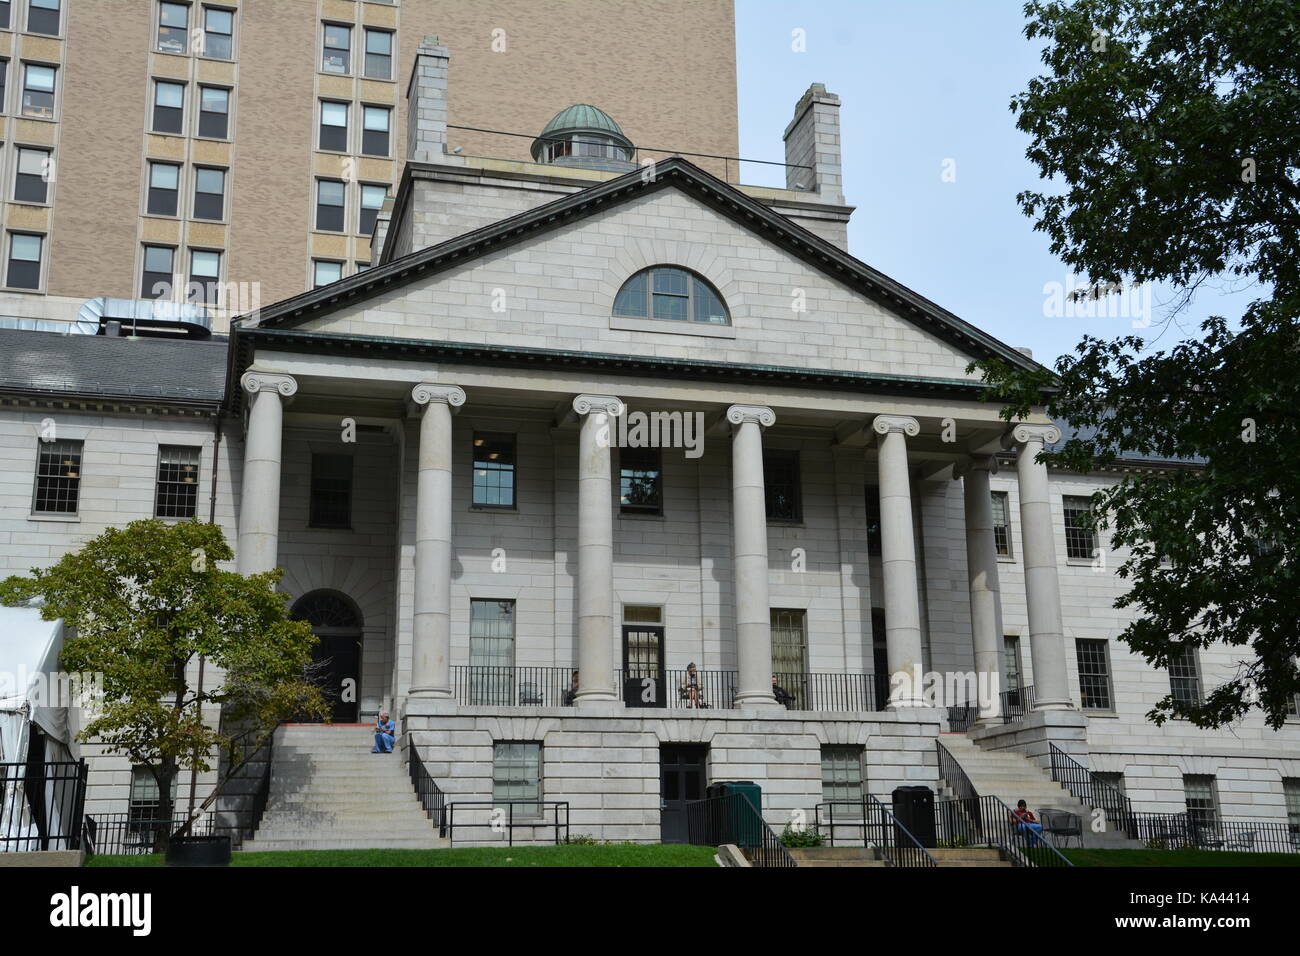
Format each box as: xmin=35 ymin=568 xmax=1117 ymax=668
xmin=408 ymin=743 xmax=447 ymax=837
xmin=1000 ymin=685 xmax=1035 ymax=722
xmin=1129 ymin=812 xmax=1299 ymax=854
xmin=85 ymin=813 xmax=214 ymax=856
xmin=936 ymin=795 xmax=1073 ymax=867
xmin=1 ymin=759 xmax=87 ymax=853
xmin=1048 ymin=743 xmax=1137 ymax=838
xmin=866 ymin=794 xmax=938 ymax=867
xmin=444 ymin=800 xmax=569 ymax=846
xmin=813 ymin=799 xmax=870 ymax=847
xmin=772 ymin=672 xmax=889 ymax=712
xmin=946 ymin=704 xmax=979 ymax=732
xmin=936 ymin=739 xmax=980 ymax=804
xmin=685 ymin=792 xmax=796 ymax=867
xmin=452 ymin=666 xmax=576 ymax=707
xmin=654 ymin=668 xmax=738 ymax=710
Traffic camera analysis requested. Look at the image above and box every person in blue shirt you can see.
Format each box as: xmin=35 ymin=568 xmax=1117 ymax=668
xmin=373 ymin=711 xmax=395 ymax=753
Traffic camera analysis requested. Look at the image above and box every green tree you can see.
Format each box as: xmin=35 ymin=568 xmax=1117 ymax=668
xmin=972 ymin=0 xmax=1300 ymax=728
xmin=0 ymin=519 xmax=325 ymax=848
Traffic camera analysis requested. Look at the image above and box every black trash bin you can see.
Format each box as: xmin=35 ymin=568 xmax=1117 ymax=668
xmin=891 ymin=785 xmax=936 ymax=848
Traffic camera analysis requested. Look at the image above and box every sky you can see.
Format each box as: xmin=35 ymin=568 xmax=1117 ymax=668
xmin=734 ymin=0 xmax=1259 ymax=367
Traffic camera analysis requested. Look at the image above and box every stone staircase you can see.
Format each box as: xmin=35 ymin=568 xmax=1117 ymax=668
xmin=789 ymin=846 xmax=1012 ymax=867
xmin=937 ymin=732 xmax=1139 ymax=849
xmin=241 ymin=725 xmax=449 ymax=852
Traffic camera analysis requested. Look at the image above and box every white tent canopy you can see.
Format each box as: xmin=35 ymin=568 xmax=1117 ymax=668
xmin=0 ymin=604 xmax=77 ymax=765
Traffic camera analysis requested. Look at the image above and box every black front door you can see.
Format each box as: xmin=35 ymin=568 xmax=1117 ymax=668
xmin=660 ymin=744 xmax=707 ymax=844
xmin=312 ymin=633 xmax=361 ymax=723
xmin=622 ymin=623 xmax=666 ymax=707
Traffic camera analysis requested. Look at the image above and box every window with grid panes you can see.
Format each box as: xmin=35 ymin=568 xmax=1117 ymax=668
xmin=991 ymin=490 xmax=1012 ymax=556
xmin=472 ymin=433 xmax=515 ymax=508
xmin=1183 ymin=775 xmax=1218 ymax=830
xmin=127 ymin=766 xmax=171 ymax=833
xmin=770 ymin=609 xmax=807 ymax=676
xmin=612 ymin=267 xmax=728 ymax=324
xmin=821 ymin=745 xmax=865 ymax=814
xmin=1168 ymin=645 xmax=1202 ymax=707
xmin=154 ymin=445 xmax=200 ymax=518
xmin=1075 ymin=639 xmax=1113 ymax=710
xmin=492 ymin=741 xmax=541 ymax=817
xmin=764 ymin=449 xmax=801 ymax=521
xmin=618 ymin=446 xmax=661 ymax=515
xmin=864 ymin=485 xmax=881 ymax=555
xmin=622 ymin=605 xmax=662 ymax=680
xmin=1003 ymin=635 xmax=1023 ymax=704
xmin=1063 ymin=495 xmax=1097 ymax=559
xmin=33 ymin=438 xmax=81 ymax=514
xmin=1283 ymin=779 xmax=1300 ymax=839
xmin=470 ymin=600 xmax=515 ymax=705
xmin=308 ymin=454 xmax=352 ymax=528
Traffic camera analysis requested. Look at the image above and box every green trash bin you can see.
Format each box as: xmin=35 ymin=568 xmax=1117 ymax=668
xmin=717 ymin=781 xmax=763 ymax=848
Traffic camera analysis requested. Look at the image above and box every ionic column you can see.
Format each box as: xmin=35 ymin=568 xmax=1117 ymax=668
xmin=408 ymin=384 xmax=466 ymax=699
xmin=959 ymin=455 xmax=1006 ymax=722
xmin=572 ymin=394 xmax=623 ymax=705
xmin=1010 ymin=423 xmax=1073 ymax=710
xmin=236 ymin=371 xmax=297 ymax=576
xmin=727 ymin=405 xmax=780 ymax=708
xmin=871 ymin=415 xmax=926 ymax=708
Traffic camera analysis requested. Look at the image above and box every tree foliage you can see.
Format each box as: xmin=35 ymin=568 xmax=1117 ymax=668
xmin=972 ymin=0 xmax=1300 ymax=728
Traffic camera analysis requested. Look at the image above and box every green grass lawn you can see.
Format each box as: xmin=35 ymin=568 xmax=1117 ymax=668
xmin=1061 ymin=848 xmax=1300 ymax=867
xmin=86 ymin=843 xmax=719 ymax=868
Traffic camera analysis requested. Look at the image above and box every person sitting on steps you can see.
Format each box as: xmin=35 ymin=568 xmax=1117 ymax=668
xmin=373 ymin=710 xmax=395 ymax=754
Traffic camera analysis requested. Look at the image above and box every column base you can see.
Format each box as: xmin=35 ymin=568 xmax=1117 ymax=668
xmin=1031 ymin=697 xmax=1075 ymax=711
xmin=408 ymin=686 xmax=454 ymax=699
xmin=574 ymin=690 xmax=620 ymax=708
xmin=733 ymin=692 xmax=782 ymax=709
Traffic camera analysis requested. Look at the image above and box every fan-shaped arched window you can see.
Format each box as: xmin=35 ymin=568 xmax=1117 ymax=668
xmin=290 ymin=591 xmax=362 ymax=631
xmin=613 ymin=267 xmax=729 ymax=325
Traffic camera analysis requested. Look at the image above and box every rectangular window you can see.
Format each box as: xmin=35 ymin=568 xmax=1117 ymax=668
xmin=13 ymin=146 xmax=48 ymax=203
xmin=319 ymin=100 xmax=347 ymax=151
xmin=771 ymin=609 xmax=808 ymax=675
xmin=1183 ymin=775 xmax=1218 ymax=830
xmin=472 ymin=433 xmax=516 ymax=508
xmin=1284 ymin=779 xmax=1300 ymax=840
xmin=1076 ymin=639 xmax=1113 ymax=710
xmin=127 ymin=766 xmax=165 ymax=833
xmin=21 ymin=63 xmax=54 ymax=119
xmin=154 ymin=445 xmax=200 ymax=518
xmin=763 ymin=449 xmax=801 ymax=522
xmin=864 ymin=485 xmax=881 ymax=556
xmin=308 ymin=454 xmax=352 ymax=528
xmin=153 ymin=80 xmax=184 ymax=134
xmin=1 ymin=60 xmax=8 ymax=110
xmin=197 ymin=86 xmax=229 ymax=138
xmin=202 ymin=5 xmax=232 ymax=59
xmin=6 ymin=231 xmax=41 ymax=288
xmin=26 ymin=0 xmax=57 ymax=36
xmin=359 ymin=183 xmax=385 ymax=236
xmin=147 ymin=161 xmax=180 ymax=215
xmin=1063 ymin=494 xmax=1097 ymax=560
xmin=312 ymin=259 xmax=341 ymax=288
xmin=0 ymin=3 xmax=10 ymax=30
xmin=187 ymin=249 xmax=220 ymax=304
xmin=354 ymin=261 xmax=370 ymax=273
xmin=492 ymin=741 xmax=540 ymax=817
xmin=361 ymin=105 xmax=390 ymax=156
xmin=991 ymin=490 xmax=1012 ymax=557
xmin=363 ymin=28 xmax=392 ymax=79
xmin=315 ymin=178 xmax=344 ymax=231
xmin=141 ymin=245 xmax=174 ymax=299
xmin=618 ymin=446 xmax=661 ymax=515
xmin=821 ymin=745 xmax=865 ymax=809
xmin=1003 ymin=635 xmax=1023 ymax=701
xmin=1168 ymin=646 xmax=1201 ymax=708
xmin=157 ymin=1 xmax=188 ymax=53
xmin=322 ymin=23 xmax=350 ymax=74
xmin=192 ymin=167 xmax=225 ymax=220
xmin=33 ymin=438 xmax=81 ymax=514
xmin=470 ymin=600 xmax=516 ymax=705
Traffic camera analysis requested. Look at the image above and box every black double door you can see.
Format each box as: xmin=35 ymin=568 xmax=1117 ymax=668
xmin=660 ymin=745 xmax=708 ymax=844
xmin=622 ymin=623 xmax=666 ymax=707
xmin=311 ymin=633 xmax=361 ymax=723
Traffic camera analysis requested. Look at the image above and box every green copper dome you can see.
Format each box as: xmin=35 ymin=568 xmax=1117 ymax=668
xmin=532 ymin=104 xmax=634 ymax=164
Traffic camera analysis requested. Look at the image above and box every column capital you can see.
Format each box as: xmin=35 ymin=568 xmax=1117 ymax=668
xmin=726 ymin=404 xmax=776 ymax=428
xmin=870 ymin=414 xmax=919 ymax=438
xmin=410 ymin=383 xmax=466 ymax=410
xmin=573 ymin=394 xmax=625 ymax=417
xmin=241 ymin=370 xmax=298 ymax=399
xmin=954 ymin=454 xmax=999 ymax=480
xmin=1008 ymin=423 xmax=1061 ymax=446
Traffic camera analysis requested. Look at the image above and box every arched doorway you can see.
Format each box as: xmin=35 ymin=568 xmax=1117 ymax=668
xmin=291 ymin=590 xmax=363 ymax=723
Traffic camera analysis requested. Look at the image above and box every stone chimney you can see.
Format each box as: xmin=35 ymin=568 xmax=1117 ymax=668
xmin=370 ymin=196 xmax=394 ymax=264
xmin=783 ymin=83 xmax=843 ymax=202
xmin=406 ymin=36 xmax=450 ymax=163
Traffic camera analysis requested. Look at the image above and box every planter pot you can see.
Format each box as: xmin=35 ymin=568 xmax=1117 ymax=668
xmin=165 ymin=835 xmax=232 ymax=867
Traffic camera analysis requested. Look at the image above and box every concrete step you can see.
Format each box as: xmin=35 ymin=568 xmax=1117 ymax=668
xmin=242 ymin=837 xmax=450 ymax=852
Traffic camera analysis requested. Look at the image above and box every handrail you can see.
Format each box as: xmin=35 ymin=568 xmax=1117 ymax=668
xmin=1048 ymin=743 xmax=1136 ymax=838
xmin=814 ymin=798 xmax=870 ymax=846
xmin=407 ymin=743 xmax=447 ymax=837
xmin=1000 ymin=684 xmax=1035 ymax=722
xmin=686 ymin=792 xmax=797 ymax=867
xmin=936 ymin=739 xmax=979 ymax=803
xmin=445 ymin=800 xmax=569 ymax=847
xmin=866 ymin=794 xmax=938 ymax=867
xmin=987 ymin=795 xmax=1075 ymax=867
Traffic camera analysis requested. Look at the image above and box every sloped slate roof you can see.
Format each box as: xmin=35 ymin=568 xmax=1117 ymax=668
xmin=0 ymin=329 xmax=228 ymax=405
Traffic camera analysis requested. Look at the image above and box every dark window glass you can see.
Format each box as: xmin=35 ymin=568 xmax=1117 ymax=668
xmin=187 ymin=249 xmax=219 ymax=304
xmin=7 ymin=232 xmax=40 ymax=288
xmin=363 ymin=28 xmax=391 ymax=79
xmin=316 ymin=179 xmax=344 ymax=231
xmin=0 ymin=3 xmax=10 ymax=30
xmin=313 ymin=259 xmax=341 ymax=287
xmin=322 ymin=23 xmax=350 ymax=74
xmin=0 ymin=60 xmax=7 ymax=109
xmin=361 ymin=105 xmax=389 ymax=156
xmin=1076 ymin=639 xmax=1112 ymax=710
xmin=34 ymin=438 xmax=80 ymax=513
xmin=193 ymin=167 xmax=224 ymax=220
xmin=141 ymin=245 xmax=174 ymax=299
xmin=359 ymin=183 xmax=385 ymax=235
xmin=319 ymin=100 xmax=347 ymax=151
xmin=472 ymin=433 xmax=515 ymax=508
xmin=1003 ymin=636 xmax=1023 ymax=702
xmin=198 ymin=86 xmax=228 ymax=138
xmin=309 ymin=454 xmax=352 ymax=528
xmin=155 ymin=445 xmax=200 ymax=518
xmin=157 ymin=2 xmax=188 ymax=53
xmin=153 ymin=81 xmax=184 ymax=133
xmin=991 ymin=490 xmax=1012 ymax=557
xmin=864 ymin=484 xmax=881 ymax=556
xmin=619 ymin=447 xmax=661 ymax=515
xmin=764 ymin=450 xmax=801 ymax=522
xmin=1168 ymin=646 xmax=1201 ymax=707
xmin=21 ymin=63 xmax=54 ymax=119
xmin=26 ymin=0 xmax=58 ymax=36
xmin=202 ymin=6 xmax=232 ymax=59
xmin=14 ymin=146 xmax=48 ymax=202
xmin=1183 ymin=775 xmax=1218 ymax=830
xmin=147 ymin=162 xmax=180 ymax=215
xmin=613 ymin=267 xmax=729 ymax=324
xmin=1063 ymin=495 xmax=1096 ymax=560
